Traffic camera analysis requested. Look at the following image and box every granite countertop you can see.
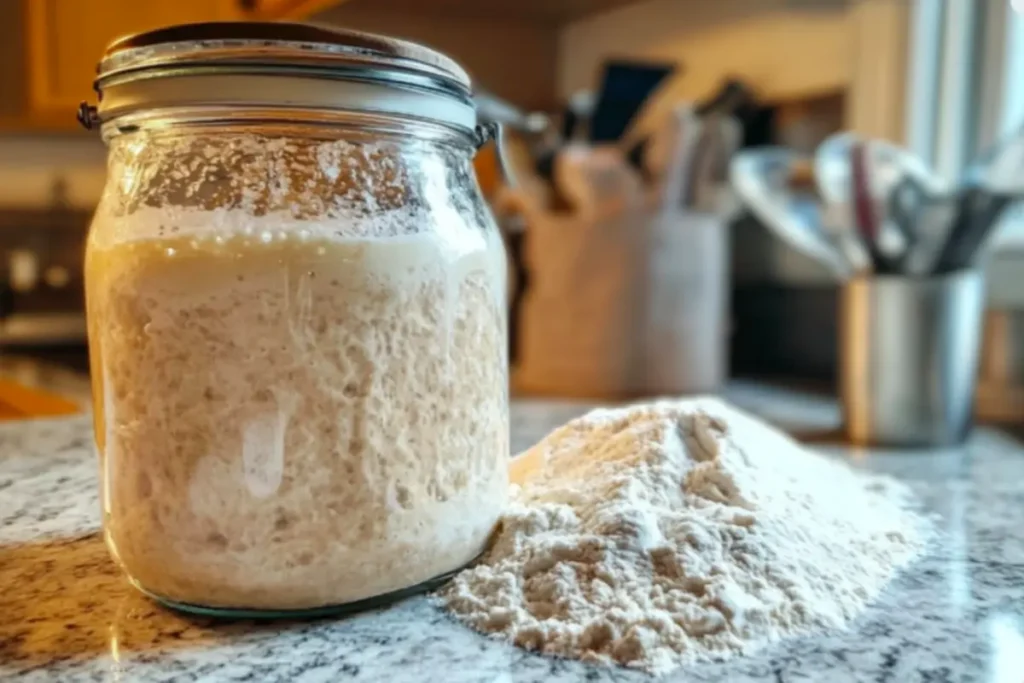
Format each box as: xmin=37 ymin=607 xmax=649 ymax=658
xmin=2 ymin=381 xmax=1024 ymax=682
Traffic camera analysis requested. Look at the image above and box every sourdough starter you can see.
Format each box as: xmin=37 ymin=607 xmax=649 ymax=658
xmin=86 ymin=209 xmax=508 ymax=610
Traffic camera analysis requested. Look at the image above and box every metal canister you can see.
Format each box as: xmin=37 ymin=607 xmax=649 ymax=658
xmin=840 ymin=269 xmax=985 ymax=447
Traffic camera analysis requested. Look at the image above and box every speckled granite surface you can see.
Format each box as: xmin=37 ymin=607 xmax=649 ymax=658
xmin=2 ymin=383 xmax=1024 ymax=682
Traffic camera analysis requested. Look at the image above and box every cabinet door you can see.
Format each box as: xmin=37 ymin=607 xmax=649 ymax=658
xmin=25 ymin=0 xmax=244 ymax=118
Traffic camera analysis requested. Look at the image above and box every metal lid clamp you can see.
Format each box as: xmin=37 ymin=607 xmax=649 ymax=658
xmin=77 ymin=103 xmax=99 ymax=130
xmin=76 ymin=21 xmax=511 ymax=184
xmin=473 ymin=120 xmax=512 ymax=186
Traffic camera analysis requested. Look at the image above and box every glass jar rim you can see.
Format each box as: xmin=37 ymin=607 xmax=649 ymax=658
xmin=98 ymin=22 xmax=470 ymax=94
xmin=97 ymin=106 xmax=480 ymax=148
xmin=82 ymin=22 xmax=477 ymax=136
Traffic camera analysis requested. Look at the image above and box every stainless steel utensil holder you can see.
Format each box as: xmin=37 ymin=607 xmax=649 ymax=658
xmin=840 ymin=269 xmax=985 ymax=447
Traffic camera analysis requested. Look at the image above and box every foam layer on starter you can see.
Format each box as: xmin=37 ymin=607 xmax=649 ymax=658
xmin=87 ymin=205 xmax=508 ymax=610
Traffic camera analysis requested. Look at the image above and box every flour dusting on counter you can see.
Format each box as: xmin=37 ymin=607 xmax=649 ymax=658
xmin=442 ymin=399 xmax=928 ymax=674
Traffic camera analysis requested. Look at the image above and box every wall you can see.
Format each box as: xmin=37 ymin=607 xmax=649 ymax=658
xmin=559 ymin=0 xmax=852 ymax=137
xmin=313 ymin=4 xmax=559 ymax=110
xmin=0 ymin=135 xmax=105 ymax=209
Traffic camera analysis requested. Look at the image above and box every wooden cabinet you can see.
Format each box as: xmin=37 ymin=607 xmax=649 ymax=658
xmin=1 ymin=0 xmax=642 ymax=130
xmin=1 ymin=0 xmax=345 ymax=130
xmin=236 ymin=0 xmax=348 ymax=20
xmin=24 ymin=0 xmax=243 ymax=126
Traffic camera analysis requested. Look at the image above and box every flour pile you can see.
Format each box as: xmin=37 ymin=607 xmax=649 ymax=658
xmin=442 ymin=399 xmax=927 ymax=674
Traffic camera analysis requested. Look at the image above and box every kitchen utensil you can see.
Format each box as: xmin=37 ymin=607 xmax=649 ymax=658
xmin=714 ymin=117 xmax=744 ymax=217
xmin=538 ymin=72 xmax=656 ymax=187
xmin=676 ymin=80 xmax=749 ymax=212
xmin=626 ymin=138 xmax=649 ymax=174
xmin=932 ymin=188 xmax=1014 ymax=272
xmin=840 ymin=269 xmax=985 ymax=447
xmin=886 ymin=175 xmax=929 ymax=247
xmin=850 ymin=140 xmax=890 ymax=271
xmin=730 ymin=148 xmax=851 ymax=278
xmin=685 ymin=115 xmax=741 ymax=211
xmin=881 ymin=174 xmax=938 ymax=274
xmin=817 ymin=201 xmax=871 ymax=273
xmin=815 ymin=135 xmax=873 ymax=273
xmin=683 ymin=117 xmax=715 ymax=207
xmin=474 ymin=90 xmax=549 ymax=135
xmin=628 ymin=79 xmax=748 ymax=180
xmin=930 ymin=122 xmax=1024 ymax=269
xmin=644 ymin=105 xmax=700 ymax=210
xmin=696 ymin=78 xmax=776 ymax=148
xmin=816 ymin=133 xmax=946 ymax=273
xmin=816 ymin=132 xmax=945 ymax=202
xmin=964 ymin=121 xmax=1024 ymax=192
xmin=562 ymin=90 xmax=596 ymax=142
xmin=589 ymin=60 xmax=677 ymax=143
xmin=695 ymin=79 xmax=752 ymax=117
xmin=901 ymin=193 xmax=959 ymax=275
xmin=562 ymin=109 xmax=579 ymax=142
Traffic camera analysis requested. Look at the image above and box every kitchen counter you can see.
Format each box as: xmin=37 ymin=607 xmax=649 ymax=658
xmin=0 ymin=355 xmax=92 ymax=410
xmin=2 ymin=383 xmax=1024 ymax=682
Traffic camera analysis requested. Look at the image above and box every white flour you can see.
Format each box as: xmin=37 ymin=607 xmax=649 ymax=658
xmin=442 ymin=398 xmax=927 ymax=674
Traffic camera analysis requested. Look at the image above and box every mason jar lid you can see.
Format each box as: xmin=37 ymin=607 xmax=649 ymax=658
xmin=80 ymin=22 xmax=479 ymax=136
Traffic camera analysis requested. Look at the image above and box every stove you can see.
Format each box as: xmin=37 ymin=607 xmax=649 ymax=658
xmin=0 ymin=181 xmax=90 ymax=368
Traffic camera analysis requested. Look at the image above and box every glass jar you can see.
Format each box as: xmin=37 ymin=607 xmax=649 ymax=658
xmin=80 ymin=23 xmax=509 ymax=616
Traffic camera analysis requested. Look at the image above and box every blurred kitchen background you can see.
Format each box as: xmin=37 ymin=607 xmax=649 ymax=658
xmin=2 ymin=0 xmax=1024 ymax=423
